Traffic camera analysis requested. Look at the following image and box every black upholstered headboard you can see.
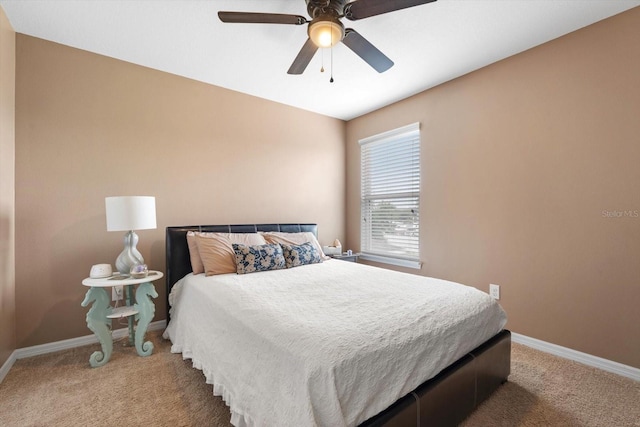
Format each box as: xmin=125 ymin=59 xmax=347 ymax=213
xmin=165 ymin=223 xmax=318 ymax=320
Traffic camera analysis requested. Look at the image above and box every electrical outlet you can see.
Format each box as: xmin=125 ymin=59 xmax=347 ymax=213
xmin=489 ymin=284 xmax=500 ymax=300
xmin=112 ymin=286 xmax=124 ymax=301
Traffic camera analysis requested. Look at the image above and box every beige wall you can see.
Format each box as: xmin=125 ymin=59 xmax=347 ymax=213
xmin=0 ymin=6 xmax=16 ymax=368
xmin=15 ymin=35 xmax=346 ymax=348
xmin=347 ymin=8 xmax=640 ymax=368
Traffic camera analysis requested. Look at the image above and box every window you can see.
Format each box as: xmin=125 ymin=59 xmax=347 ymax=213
xmin=360 ymin=123 xmax=421 ymax=269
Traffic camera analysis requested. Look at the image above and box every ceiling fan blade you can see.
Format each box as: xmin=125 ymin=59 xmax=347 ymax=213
xmin=344 ymin=0 xmax=436 ymax=20
xmin=288 ymin=38 xmax=318 ymax=75
xmin=218 ymin=11 xmax=308 ymax=25
xmin=342 ymin=29 xmax=393 ymax=73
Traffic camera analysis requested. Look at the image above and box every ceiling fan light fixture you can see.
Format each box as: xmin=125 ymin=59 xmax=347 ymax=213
xmin=308 ymin=18 xmax=344 ymax=48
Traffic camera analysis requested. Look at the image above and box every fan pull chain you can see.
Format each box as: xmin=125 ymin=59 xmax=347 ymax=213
xmin=330 ymin=47 xmax=334 ymax=83
xmin=320 ymin=48 xmax=325 ymax=73
xmin=330 ymin=32 xmax=334 ymax=83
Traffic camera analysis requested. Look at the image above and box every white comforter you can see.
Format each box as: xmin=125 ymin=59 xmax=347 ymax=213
xmin=164 ymin=260 xmax=507 ymax=427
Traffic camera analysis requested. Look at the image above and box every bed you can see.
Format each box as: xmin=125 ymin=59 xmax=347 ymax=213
xmin=164 ymin=223 xmax=510 ymax=427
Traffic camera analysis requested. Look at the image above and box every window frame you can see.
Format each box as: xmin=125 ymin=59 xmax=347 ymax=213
xmin=359 ymin=122 xmax=422 ymax=270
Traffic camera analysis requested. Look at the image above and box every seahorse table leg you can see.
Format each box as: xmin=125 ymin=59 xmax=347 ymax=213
xmin=125 ymin=284 xmax=135 ymax=346
xmin=134 ymin=282 xmax=158 ymax=357
xmin=81 ymin=287 xmax=113 ymax=367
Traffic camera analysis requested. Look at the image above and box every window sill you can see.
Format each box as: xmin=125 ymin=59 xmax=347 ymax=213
xmin=360 ymin=253 xmax=422 ymax=270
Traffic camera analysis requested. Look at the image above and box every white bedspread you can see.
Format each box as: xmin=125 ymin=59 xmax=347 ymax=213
xmin=164 ymin=260 xmax=507 ymax=427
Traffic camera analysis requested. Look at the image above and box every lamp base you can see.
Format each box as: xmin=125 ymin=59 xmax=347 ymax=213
xmin=115 ymin=230 xmax=145 ymax=274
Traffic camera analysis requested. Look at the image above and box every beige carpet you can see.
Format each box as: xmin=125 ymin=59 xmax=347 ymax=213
xmin=1 ymin=331 xmax=638 ymax=427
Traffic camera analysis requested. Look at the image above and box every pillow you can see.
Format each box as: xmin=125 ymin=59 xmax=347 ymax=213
xmin=281 ymin=242 xmax=323 ymax=269
xmin=233 ymin=243 xmax=286 ymax=275
xmin=186 ymin=231 xmax=205 ymax=274
xmin=260 ymin=231 xmax=329 ymax=260
xmin=193 ymin=232 xmax=267 ymax=276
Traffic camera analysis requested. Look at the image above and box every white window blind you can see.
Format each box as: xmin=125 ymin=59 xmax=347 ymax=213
xmin=360 ymin=123 xmax=420 ymax=267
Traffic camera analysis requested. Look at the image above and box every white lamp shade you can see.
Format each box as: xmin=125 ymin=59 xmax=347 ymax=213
xmin=105 ymin=196 xmax=157 ymax=231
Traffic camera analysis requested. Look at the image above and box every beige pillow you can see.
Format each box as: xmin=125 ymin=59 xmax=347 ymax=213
xmin=195 ymin=232 xmax=267 ymax=276
xmin=260 ymin=231 xmax=329 ymax=260
xmin=187 ymin=231 xmax=234 ymax=274
xmin=186 ymin=231 xmax=205 ymax=274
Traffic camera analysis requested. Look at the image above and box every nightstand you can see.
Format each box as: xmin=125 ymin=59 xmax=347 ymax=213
xmin=81 ymin=271 xmax=163 ymax=367
xmin=330 ymin=253 xmax=360 ymax=263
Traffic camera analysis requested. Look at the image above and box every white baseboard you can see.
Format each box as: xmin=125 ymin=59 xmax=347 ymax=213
xmin=13 ymin=320 xmax=166 ymax=360
xmin=511 ymin=332 xmax=640 ymax=382
xmin=0 ymin=350 xmax=17 ymax=384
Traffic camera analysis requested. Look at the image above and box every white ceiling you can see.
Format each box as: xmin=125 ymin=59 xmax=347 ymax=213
xmin=2 ymin=0 xmax=639 ymax=120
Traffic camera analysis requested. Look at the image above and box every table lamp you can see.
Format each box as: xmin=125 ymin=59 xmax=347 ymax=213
xmin=105 ymin=196 xmax=157 ymax=274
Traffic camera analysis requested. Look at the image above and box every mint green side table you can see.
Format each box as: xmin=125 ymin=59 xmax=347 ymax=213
xmin=81 ymin=271 xmax=162 ymax=367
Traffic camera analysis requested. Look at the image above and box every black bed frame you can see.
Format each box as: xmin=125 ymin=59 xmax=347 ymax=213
xmin=165 ymin=223 xmax=510 ymax=427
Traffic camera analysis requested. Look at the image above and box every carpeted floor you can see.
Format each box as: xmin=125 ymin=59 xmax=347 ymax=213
xmin=0 ymin=331 xmax=638 ymax=426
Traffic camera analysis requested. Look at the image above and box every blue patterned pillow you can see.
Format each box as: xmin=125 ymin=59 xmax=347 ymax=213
xmin=282 ymin=242 xmax=323 ymax=269
xmin=232 ymin=243 xmax=286 ymax=274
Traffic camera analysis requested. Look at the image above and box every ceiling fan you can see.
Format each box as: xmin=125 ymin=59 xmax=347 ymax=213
xmin=218 ymin=0 xmax=437 ymax=75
